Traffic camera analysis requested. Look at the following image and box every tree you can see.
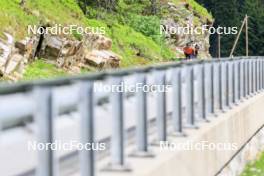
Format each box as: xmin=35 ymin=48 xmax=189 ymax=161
xmin=197 ymin=0 xmax=264 ymax=57
xmin=240 ymin=0 xmax=264 ymax=55
xmin=196 ymin=0 xmax=242 ymax=57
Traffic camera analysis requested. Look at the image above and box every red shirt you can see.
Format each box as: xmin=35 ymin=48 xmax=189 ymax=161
xmin=183 ymin=47 xmax=194 ymax=55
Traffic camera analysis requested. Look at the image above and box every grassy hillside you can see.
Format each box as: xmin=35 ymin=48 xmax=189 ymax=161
xmin=0 ymin=0 xmax=84 ymax=39
xmin=0 ymin=0 xmax=212 ymax=80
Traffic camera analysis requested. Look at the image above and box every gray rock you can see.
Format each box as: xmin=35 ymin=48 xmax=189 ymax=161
xmin=39 ymin=34 xmax=64 ymax=59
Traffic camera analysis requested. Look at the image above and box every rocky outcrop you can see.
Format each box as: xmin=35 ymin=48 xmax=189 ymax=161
xmin=39 ymin=35 xmax=64 ymax=60
xmin=84 ymin=50 xmax=120 ymax=69
xmin=0 ymin=33 xmax=26 ymax=81
xmin=0 ymin=31 xmax=121 ymax=81
xmin=161 ymin=2 xmax=213 ymax=59
xmin=35 ymin=33 xmax=120 ymax=74
xmin=84 ymin=33 xmax=112 ymax=50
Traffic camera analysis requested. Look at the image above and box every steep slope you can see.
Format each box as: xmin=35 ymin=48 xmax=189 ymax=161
xmin=0 ymin=0 xmax=213 ymax=81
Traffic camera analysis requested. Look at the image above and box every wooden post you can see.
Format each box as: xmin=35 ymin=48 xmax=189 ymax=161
xmin=245 ymin=14 xmax=249 ymax=57
xmin=229 ymin=15 xmax=247 ymax=57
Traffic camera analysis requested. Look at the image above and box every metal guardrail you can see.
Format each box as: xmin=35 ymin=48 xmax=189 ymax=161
xmin=0 ymin=56 xmax=264 ymax=176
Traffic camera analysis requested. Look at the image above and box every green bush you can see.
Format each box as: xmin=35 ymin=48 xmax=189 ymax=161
xmin=126 ymin=14 xmax=161 ymax=43
xmin=109 ymin=24 xmax=175 ymax=67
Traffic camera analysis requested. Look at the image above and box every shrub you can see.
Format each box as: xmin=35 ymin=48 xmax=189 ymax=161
xmin=126 ymin=14 xmax=161 ymax=43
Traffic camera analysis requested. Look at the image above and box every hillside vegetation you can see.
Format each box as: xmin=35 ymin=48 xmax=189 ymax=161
xmin=0 ymin=0 xmax=212 ymax=80
xmin=241 ymin=152 xmax=264 ymax=176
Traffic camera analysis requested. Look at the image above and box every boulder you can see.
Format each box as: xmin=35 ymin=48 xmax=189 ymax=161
xmin=26 ymin=35 xmax=41 ymax=61
xmin=84 ymin=50 xmax=120 ymax=69
xmin=57 ymin=40 xmax=85 ymax=71
xmin=0 ymin=33 xmax=13 ymax=62
xmin=84 ymin=33 xmax=112 ymax=50
xmin=4 ymin=54 xmax=24 ymax=74
xmin=61 ymin=40 xmax=82 ymax=57
xmin=15 ymin=39 xmax=28 ymax=55
xmin=39 ymin=35 xmax=64 ymax=59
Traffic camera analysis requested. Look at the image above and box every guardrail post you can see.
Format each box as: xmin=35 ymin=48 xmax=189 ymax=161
xmin=132 ymin=73 xmax=153 ymax=157
xmin=253 ymin=58 xmax=257 ymax=94
xmin=155 ymin=70 xmax=167 ymax=141
xmin=190 ymin=66 xmax=196 ymax=125
xmin=105 ymin=76 xmax=130 ymax=171
xmin=257 ymin=58 xmax=260 ymax=92
xmin=258 ymin=58 xmax=262 ymax=91
xmin=223 ymin=61 xmax=228 ymax=110
xmin=219 ymin=61 xmax=224 ymax=111
xmin=253 ymin=58 xmax=256 ymax=94
xmin=202 ymin=63 xmax=206 ymax=118
xmin=212 ymin=61 xmax=220 ymax=115
xmin=214 ymin=61 xmax=220 ymax=111
xmin=258 ymin=58 xmax=261 ymax=91
xmin=262 ymin=59 xmax=264 ymax=90
xmin=256 ymin=58 xmax=259 ymax=92
xmin=226 ymin=61 xmax=231 ymax=107
xmin=248 ymin=59 xmax=252 ymax=96
xmin=235 ymin=60 xmax=240 ymax=104
xmin=34 ymin=87 xmax=58 ymax=176
xmin=256 ymin=58 xmax=258 ymax=92
xmin=260 ymin=58 xmax=262 ymax=90
xmin=78 ymin=81 xmax=95 ymax=176
xmin=194 ymin=64 xmax=203 ymax=121
xmin=211 ymin=63 xmax=215 ymax=114
xmin=250 ymin=59 xmax=254 ymax=95
xmin=237 ymin=60 xmax=241 ymax=101
xmin=201 ymin=62 xmax=208 ymax=119
xmin=239 ymin=59 xmax=244 ymax=100
xmin=232 ymin=60 xmax=236 ymax=104
xmin=184 ymin=65 xmax=198 ymax=128
xmin=237 ymin=60 xmax=240 ymax=102
xmin=244 ymin=60 xmax=247 ymax=97
xmin=260 ymin=58 xmax=264 ymax=90
xmin=260 ymin=58 xmax=264 ymax=91
xmin=171 ymin=67 xmax=185 ymax=135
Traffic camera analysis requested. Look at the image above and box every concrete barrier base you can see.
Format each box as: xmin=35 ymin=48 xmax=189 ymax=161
xmin=99 ymin=93 xmax=264 ymax=176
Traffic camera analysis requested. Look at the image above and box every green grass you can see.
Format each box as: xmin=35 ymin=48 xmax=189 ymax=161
xmin=0 ymin=0 xmax=84 ymax=39
xmin=241 ymin=152 xmax=264 ymax=176
xmin=170 ymin=0 xmax=213 ymax=22
xmin=0 ymin=0 xmax=178 ymax=69
xmin=186 ymin=0 xmax=213 ymax=21
xmin=23 ymin=59 xmax=66 ymax=80
xmin=110 ymin=24 xmax=175 ymax=67
xmin=0 ymin=0 xmax=211 ymax=80
xmin=85 ymin=18 xmax=176 ymax=67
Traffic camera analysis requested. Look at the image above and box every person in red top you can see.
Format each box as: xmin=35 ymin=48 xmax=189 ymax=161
xmin=183 ymin=43 xmax=194 ymax=60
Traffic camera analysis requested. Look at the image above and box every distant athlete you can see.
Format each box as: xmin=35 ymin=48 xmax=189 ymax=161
xmin=193 ymin=44 xmax=200 ymax=58
xmin=183 ymin=43 xmax=194 ymax=60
